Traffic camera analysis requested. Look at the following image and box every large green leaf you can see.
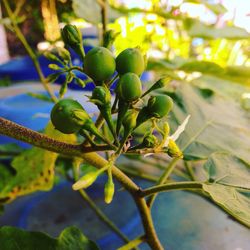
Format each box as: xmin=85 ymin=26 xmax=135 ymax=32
xmin=203 ymin=185 xmax=250 ymax=227
xmin=0 ymin=122 xmax=76 ymax=204
xmin=167 ymin=83 xmax=250 ymax=162
xmin=201 ymin=152 xmax=250 ymax=227
xmin=191 ymin=75 xmax=250 ymax=100
xmin=0 ymin=226 xmax=99 ymax=250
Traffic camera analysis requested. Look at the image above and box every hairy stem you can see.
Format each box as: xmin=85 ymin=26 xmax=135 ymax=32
xmin=0 ymin=117 xmax=113 ymax=155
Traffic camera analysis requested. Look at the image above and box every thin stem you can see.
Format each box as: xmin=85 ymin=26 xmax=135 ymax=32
xmin=118 ymin=235 xmax=146 ymax=250
xmin=2 ymin=0 xmax=57 ymax=103
xmin=140 ymin=181 xmax=204 ymax=197
xmin=72 ymin=163 xmax=129 ymax=244
xmin=133 ymin=197 xmax=164 ymax=250
xmin=184 ymin=161 xmax=196 ymax=181
xmin=147 ymin=157 xmax=180 ymax=208
xmin=100 ymin=0 xmax=108 ymax=42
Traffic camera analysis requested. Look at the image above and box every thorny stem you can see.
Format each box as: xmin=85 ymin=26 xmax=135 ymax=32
xmin=72 ymin=162 xmax=129 ymax=244
xmin=2 ymin=0 xmax=58 ymax=103
xmin=0 ymin=117 xmax=163 ymax=250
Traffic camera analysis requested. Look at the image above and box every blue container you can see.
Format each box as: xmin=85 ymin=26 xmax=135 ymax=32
xmin=0 ymin=92 xmax=54 ymax=148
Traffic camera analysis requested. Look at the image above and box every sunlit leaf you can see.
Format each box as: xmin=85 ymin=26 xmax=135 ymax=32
xmin=188 ymin=22 xmax=250 ymax=39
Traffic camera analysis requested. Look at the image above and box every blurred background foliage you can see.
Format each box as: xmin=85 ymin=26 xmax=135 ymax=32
xmin=2 ymin=0 xmax=250 ymax=86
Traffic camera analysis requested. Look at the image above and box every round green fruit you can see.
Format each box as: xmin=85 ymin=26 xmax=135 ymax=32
xmin=84 ymin=47 xmax=115 ymax=82
xmin=50 ymin=99 xmax=87 ymax=134
xmin=116 ymin=48 xmax=145 ymax=75
xmin=147 ymin=95 xmax=173 ymax=118
xmin=117 ymin=72 xmax=142 ymax=102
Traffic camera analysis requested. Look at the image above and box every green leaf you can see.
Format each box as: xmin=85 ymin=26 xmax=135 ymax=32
xmin=0 ymin=143 xmax=22 ymax=157
xmin=0 ymin=226 xmax=99 ymax=250
xmin=201 ymin=152 xmax=250 ymax=227
xmin=167 ymin=83 xmax=250 ymax=162
xmin=0 ymin=123 xmax=76 ymax=204
xmin=57 ymin=227 xmax=99 ymax=250
xmin=203 ymin=184 xmax=250 ymax=227
xmin=179 ymin=61 xmax=224 ymax=75
xmin=204 ymin=152 xmax=250 ymax=189
xmin=188 ymin=21 xmax=250 ymax=39
xmin=191 ymin=75 xmax=250 ymax=100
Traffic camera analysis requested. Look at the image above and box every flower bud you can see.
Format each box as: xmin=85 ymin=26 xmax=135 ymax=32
xmin=61 ymin=24 xmax=85 ymax=60
xmin=72 ymin=171 xmax=99 ymax=190
xmin=48 ymin=64 xmax=61 ymax=70
xmin=104 ymin=179 xmax=115 ymax=204
xmin=167 ymin=139 xmax=183 ymax=158
xmin=61 ymin=24 xmax=82 ymax=47
xmin=142 ymin=77 xmax=171 ymax=97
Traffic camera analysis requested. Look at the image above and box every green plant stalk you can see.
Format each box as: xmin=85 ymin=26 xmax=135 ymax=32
xmin=0 ymin=117 xmax=163 ymax=250
xmin=118 ymin=235 xmax=145 ymax=250
xmin=2 ymin=0 xmax=57 ymax=103
xmin=184 ymin=161 xmax=196 ymax=181
xmin=140 ymin=181 xmax=204 ymax=197
xmin=99 ymin=107 xmax=118 ymax=143
xmin=147 ymin=157 xmax=180 ymax=208
xmin=72 ymin=163 xmax=129 ymax=244
xmin=99 ymin=0 xmax=108 ymax=42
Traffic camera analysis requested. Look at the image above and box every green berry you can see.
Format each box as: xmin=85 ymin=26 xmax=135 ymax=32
xmin=84 ymin=47 xmax=116 ymax=82
xmin=147 ymin=95 xmax=173 ymax=118
xmin=50 ymin=99 xmax=88 ymax=134
xmin=117 ymin=73 xmax=142 ymax=102
xmin=116 ymin=48 xmax=145 ymax=75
